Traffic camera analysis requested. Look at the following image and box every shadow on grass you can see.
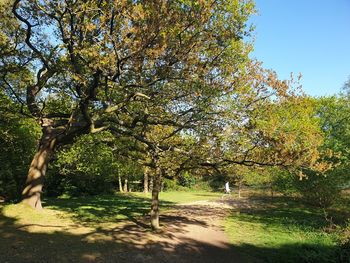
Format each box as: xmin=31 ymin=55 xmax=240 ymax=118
xmin=235 ymin=196 xmax=349 ymax=230
xmin=225 ymin=196 xmax=348 ymax=263
xmin=0 ymin=205 xmax=344 ymax=263
xmin=0 ymin=194 xmax=347 ymax=263
xmin=43 ymin=193 xmax=174 ymax=226
xmin=0 ymin=202 xmax=234 ymax=263
xmin=235 ymin=243 xmax=343 ymax=263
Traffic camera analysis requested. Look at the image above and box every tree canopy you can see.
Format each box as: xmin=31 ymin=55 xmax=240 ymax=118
xmin=0 ymin=0 xmax=333 ymax=229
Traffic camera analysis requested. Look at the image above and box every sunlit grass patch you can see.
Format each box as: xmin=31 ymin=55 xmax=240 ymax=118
xmin=132 ymin=191 xmax=222 ymax=204
xmin=0 ymin=203 xmax=125 ymax=263
xmin=225 ymin=198 xmax=339 ymax=263
xmin=2 ymin=203 xmax=73 ymax=230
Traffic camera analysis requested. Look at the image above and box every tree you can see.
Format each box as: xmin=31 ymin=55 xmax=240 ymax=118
xmin=185 ymin=68 xmax=326 ymax=174
xmin=1 ymin=0 xmax=327 ymax=230
xmin=51 ymin=132 xmax=143 ymax=196
xmin=295 ymin=92 xmax=350 ymax=207
xmin=342 ymin=76 xmax=350 ymax=98
xmin=0 ymin=0 xmax=256 ymax=212
xmin=244 ymin=89 xmax=350 ymax=207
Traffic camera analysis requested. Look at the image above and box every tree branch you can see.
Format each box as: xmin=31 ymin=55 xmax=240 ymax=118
xmin=12 ymin=0 xmax=51 ymax=69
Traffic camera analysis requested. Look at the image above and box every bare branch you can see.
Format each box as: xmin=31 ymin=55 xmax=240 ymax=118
xmin=12 ymin=0 xmax=51 ymax=69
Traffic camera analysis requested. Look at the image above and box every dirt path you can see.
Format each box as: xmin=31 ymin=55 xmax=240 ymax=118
xmin=108 ymin=199 xmax=249 ymax=263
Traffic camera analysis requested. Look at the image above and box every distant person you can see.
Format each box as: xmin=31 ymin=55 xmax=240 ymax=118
xmin=221 ymin=181 xmax=231 ymax=200
xmin=225 ymin=181 xmax=230 ymax=194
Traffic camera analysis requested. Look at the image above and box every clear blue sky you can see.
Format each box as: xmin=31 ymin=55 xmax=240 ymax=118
xmin=250 ymin=0 xmax=350 ymax=97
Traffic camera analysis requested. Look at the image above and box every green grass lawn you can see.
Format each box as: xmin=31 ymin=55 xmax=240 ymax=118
xmin=133 ymin=190 xmax=222 ymax=204
xmin=0 ymin=190 xmax=223 ymax=238
xmin=224 ymin=196 xmax=345 ymax=263
xmin=44 ymin=193 xmax=154 ymax=225
xmin=1 ymin=191 xmax=348 ymax=263
xmin=2 ymin=191 xmax=222 ymax=226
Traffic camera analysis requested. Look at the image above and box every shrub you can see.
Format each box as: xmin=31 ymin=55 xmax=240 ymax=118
xmin=178 ymin=171 xmax=197 ymax=188
xmin=293 ymin=170 xmax=343 ymax=208
xmin=163 ymin=178 xmax=179 ymax=191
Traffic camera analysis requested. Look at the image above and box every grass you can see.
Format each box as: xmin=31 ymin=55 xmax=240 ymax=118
xmin=0 ymin=190 xmax=223 ymax=262
xmin=224 ymin=194 xmax=345 ymax=263
xmin=0 ymin=202 xmax=126 ymax=263
xmin=1 ymin=202 xmax=73 ymax=231
xmin=1 ymin=191 xmax=222 ymax=227
xmin=1 ymin=190 xmax=348 ymax=262
xmin=133 ymin=190 xmax=222 ymax=204
xmin=45 ymin=193 xmax=154 ymax=225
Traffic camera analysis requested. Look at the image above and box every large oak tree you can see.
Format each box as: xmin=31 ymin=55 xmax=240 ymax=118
xmin=1 ymin=0 xmax=325 ymax=229
xmin=1 ymin=0 xmax=254 ymax=209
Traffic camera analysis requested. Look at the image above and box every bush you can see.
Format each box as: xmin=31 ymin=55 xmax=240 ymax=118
xmin=44 ymin=167 xmax=65 ymax=197
xmin=178 ymin=171 xmax=197 ymax=188
xmin=294 ymin=170 xmax=343 ymax=208
xmin=191 ymin=180 xmax=213 ymax=191
xmin=163 ymin=178 xmax=179 ymax=191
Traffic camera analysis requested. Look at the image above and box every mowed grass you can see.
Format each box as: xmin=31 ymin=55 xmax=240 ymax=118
xmin=42 ymin=191 xmax=222 ymax=225
xmin=1 ymin=191 xmax=222 ymax=226
xmin=224 ymin=194 xmax=346 ymax=263
xmin=133 ymin=190 xmax=222 ymax=204
xmin=1 ymin=191 xmax=348 ymax=262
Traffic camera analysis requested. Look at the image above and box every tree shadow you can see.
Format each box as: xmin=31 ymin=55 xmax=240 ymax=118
xmin=1 ymin=193 xmax=348 ymax=263
xmin=223 ymin=196 xmax=346 ymax=263
xmin=231 ymin=243 xmax=342 ymax=263
xmin=0 ymin=204 xmax=244 ymax=263
xmin=43 ymin=194 xmax=174 ymax=227
xmin=1 ymin=205 xmax=343 ymax=263
xmin=224 ymin=195 xmax=349 ymax=230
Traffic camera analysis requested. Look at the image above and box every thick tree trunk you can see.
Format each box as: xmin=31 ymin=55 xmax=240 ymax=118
xmin=118 ymin=175 xmax=123 ymax=192
xmin=143 ymin=167 xmax=149 ymax=193
xmin=150 ymin=167 xmax=161 ymax=230
xmin=22 ymin=129 xmax=56 ymax=209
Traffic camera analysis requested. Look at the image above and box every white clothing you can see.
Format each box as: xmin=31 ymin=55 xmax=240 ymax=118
xmin=225 ymin=182 xmax=230 ymax=193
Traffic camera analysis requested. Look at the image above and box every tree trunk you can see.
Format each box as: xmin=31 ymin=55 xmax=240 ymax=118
xmin=270 ymin=183 xmax=274 ymax=198
xmin=161 ymin=180 xmax=164 ymax=192
xmin=118 ymin=175 xmax=123 ymax=192
xmin=143 ymin=166 xmax=149 ymax=193
xmin=22 ymin=129 xmax=56 ymax=209
xmin=123 ymin=178 xmax=128 ymax=192
xmin=238 ymin=181 xmax=242 ymax=199
xmin=149 ymin=176 xmax=153 ymax=192
xmin=150 ymin=166 xmax=161 ymax=230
